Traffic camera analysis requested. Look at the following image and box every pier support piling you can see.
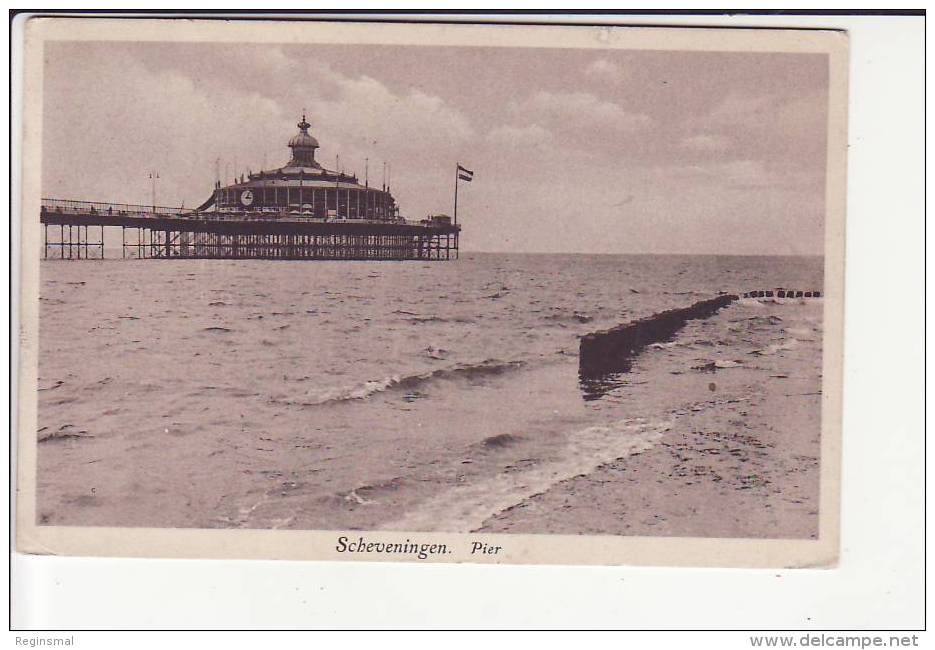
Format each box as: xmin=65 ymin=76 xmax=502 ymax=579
xmin=40 ymin=199 xmax=460 ymax=261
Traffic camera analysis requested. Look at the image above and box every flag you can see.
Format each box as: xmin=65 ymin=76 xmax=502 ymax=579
xmin=457 ymin=164 xmax=474 ymax=182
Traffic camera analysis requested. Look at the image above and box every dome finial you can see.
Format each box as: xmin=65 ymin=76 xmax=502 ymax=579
xmin=288 ymin=111 xmax=320 ymax=167
xmin=298 ymin=111 xmax=310 ymax=133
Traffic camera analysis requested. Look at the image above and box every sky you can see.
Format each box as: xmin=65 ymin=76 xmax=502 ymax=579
xmin=41 ymin=40 xmax=829 ymax=255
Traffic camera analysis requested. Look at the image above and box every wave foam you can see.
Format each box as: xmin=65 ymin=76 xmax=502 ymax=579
xmin=280 ymin=359 xmax=526 ymax=407
xmin=380 ymin=417 xmax=671 ymax=533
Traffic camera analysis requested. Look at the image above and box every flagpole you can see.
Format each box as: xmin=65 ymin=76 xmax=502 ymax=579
xmin=454 ymin=162 xmax=459 ymax=226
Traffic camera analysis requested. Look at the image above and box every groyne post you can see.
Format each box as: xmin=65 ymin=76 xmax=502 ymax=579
xmin=579 ymin=294 xmax=738 ymax=377
xmin=744 ymin=289 xmax=822 ymax=299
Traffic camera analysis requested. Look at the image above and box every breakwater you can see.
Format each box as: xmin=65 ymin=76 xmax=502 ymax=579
xmin=579 ymin=294 xmax=738 ymax=377
xmin=742 ymin=289 xmax=821 ymax=298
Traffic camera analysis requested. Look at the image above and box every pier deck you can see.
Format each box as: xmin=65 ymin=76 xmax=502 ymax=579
xmin=40 ymin=199 xmax=460 ymax=261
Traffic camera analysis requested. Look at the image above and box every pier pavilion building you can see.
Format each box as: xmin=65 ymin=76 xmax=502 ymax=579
xmin=205 ymin=114 xmax=398 ymax=221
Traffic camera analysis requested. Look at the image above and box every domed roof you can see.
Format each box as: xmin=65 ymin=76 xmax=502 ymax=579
xmin=289 ymin=114 xmax=319 ymax=149
xmin=289 ymin=132 xmax=319 ymax=148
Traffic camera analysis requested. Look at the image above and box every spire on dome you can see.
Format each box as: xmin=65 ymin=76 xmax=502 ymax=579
xmin=287 ymin=111 xmax=320 ymax=168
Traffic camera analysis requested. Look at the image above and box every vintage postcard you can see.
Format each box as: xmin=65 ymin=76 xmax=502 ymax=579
xmin=15 ymin=17 xmax=847 ymax=567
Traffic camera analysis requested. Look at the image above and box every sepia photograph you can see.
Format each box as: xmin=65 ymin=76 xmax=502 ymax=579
xmin=16 ymin=17 xmax=847 ymax=567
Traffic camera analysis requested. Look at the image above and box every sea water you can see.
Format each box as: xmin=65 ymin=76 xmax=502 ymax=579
xmin=36 ymin=253 xmax=823 ymax=532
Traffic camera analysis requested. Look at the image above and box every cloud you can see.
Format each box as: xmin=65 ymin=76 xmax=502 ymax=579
xmin=706 ymin=93 xmax=774 ymax=127
xmin=712 ymin=159 xmax=772 ymax=186
xmin=705 ymin=91 xmax=827 ymax=141
xmin=496 ymin=90 xmax=652 ymax=160
xmin=485 ymin=123 xmax=553 ymax=148
xmin=665 ymin=159 xmax=768 ymax=182
xmin=40 ymin=42 xmax=828 ymax=255
xmin=662 ymin=159 xmax=816 ymax=191
xmin=312 ymin=73 xmax=475 ymax=161
xmin=774 ymin=91 xmax=828 ymax=142
xmin=585 ymin=58 xmax=625 ymax=83
xmin=510 ymin=90 xmax=651 ymax=133
xmin=41 ymin=42 xmax=476 ymax=209
xmin=674 ymin=86 xmax=828 ymax=181
xmin=681 ymin=133 xmax=731 ymax=152
xmin=166 ymin=45 xmax=477 ymax=161
xmin=41 ymin=48 xmax=289 ymax=205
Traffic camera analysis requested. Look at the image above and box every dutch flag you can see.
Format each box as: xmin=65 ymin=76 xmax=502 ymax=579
xmin=457 ymin=164 xmax=474 ymax=182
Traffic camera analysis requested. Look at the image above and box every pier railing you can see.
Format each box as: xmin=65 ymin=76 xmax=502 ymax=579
xmin=40 ymin=198 xmax=193 ymax=217
xmin=39 ymin=198 xmax=429 ymax=227
xmin=40 ymin=197 xmax=460 ymax=261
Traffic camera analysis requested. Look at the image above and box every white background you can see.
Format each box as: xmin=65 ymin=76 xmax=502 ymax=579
xmin=6 ymin=9 xmax=927 ymax=640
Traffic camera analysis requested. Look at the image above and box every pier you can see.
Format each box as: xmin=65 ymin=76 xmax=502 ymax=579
xmin=39 ymin=114 xmax=462 ymax=262
xmin=39 ymin=199 xmax=460 ymax=261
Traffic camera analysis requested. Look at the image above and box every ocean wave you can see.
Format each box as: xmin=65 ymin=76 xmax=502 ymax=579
xmin=38 ymin=424 xmax=94 ymax=443
xmin=380 ymin=417 xmax=671 ymax=533
xmin=543 ymin=311 xmax=594 ymax=324
xmin=339 ymin=476 xmax=407 ymax=505
xmin=691 ymin=359 xmax=745 ymax=372
xmin=476 ymin=433 xmax=524 ymax=450
xmin=752 ymin=339 xmax=799 ymax=356
xmin=649 ymin=340 xmax=684 ymax=350
xmin=276 ymin=359 xmax=526 ymax=407
xmin=406 ymin=315 xmax=476 ymax=324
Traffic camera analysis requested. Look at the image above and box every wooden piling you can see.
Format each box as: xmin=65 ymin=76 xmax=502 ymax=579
xmin=579 ymin=294 xmax=738 ymax=377
xmin=39 ymin=200 xmax=461 ymax=261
